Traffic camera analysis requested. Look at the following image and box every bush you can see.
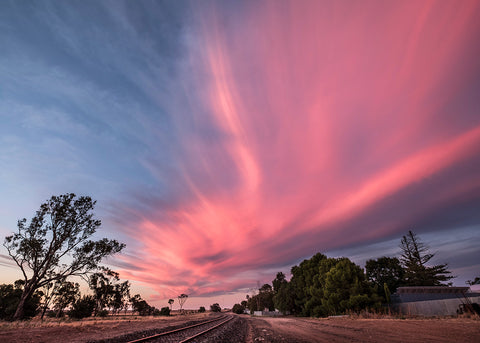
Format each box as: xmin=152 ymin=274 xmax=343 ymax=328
xmin=69 ymin=295 xmax=95 ymax=319
xmin=210 ymin=303 xmax=221 ymax=312
xmin=97 ymin=309 xmax=109 ymax=317
xmin=232 ymin=303 xmax=245 ymax=314
xmin=0 ymin=282 xmax=41 ymax=320
xmin=160 ymin=307 xmax=170 ymax=316
xmin=198 ymin=306 xmax=206 ymax=313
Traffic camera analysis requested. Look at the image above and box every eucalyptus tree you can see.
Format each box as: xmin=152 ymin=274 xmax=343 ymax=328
xmin=178 ymin=294 xmax=188 ymax=312
xmin=3 ymin=193 xmax=125 ymax=320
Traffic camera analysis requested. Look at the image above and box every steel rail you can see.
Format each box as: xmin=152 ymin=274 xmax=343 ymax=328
xmin=125 ymin=315 xmax=229 ymax=343
xmin=178 ymin=315 xmax=234 ymax=343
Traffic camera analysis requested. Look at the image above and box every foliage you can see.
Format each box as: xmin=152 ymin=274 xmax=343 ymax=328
xmin=178 ymin=294 xmax=188 ymax=312
xmin=210 ymin=303 xmax=222 ymax=312
xmin=365 ymin=256 xmax=404 ymax=296
xmin=69 ymin=295 xmax=96 ymax=319
xmin=466 ymin=277 xmax=480 ymax=286
xmin=198 ymin=306 xmax=206 ymax=313
xmin=399 ymin=230 xmax=454 ymax=286
xmin=0 ymin=281 xmax=42 ymax=320
xmin=272 ymin=272 xmax=294 ymax=314
xmin=3 ymin=193 xmax=125 ymax=319
xmin=89 ymin=269 xmax=129 ymax=316
xmin=232 ymin=303 xmax=245 ymax=314
xmin=52 ymin=281 xmax=80 ymax=317
xmin=168 ymin=298 xmax=174 ymax=310
xmin=160 ymin=306 xmax=170 ymax=316
xmin=320 ymin=258 xmax=380 ymax=315
xmin=246 ymin=284 xmax=275 ymax=313
xmin=130 ymin=294 xmax=154 ymax=316
xmin=266 ymin=253 xmax=380 ymax=317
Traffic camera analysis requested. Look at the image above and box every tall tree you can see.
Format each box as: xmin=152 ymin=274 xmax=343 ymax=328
xmin=168 ymin=298 xmax=174 ymax=310
xmin=3 ymin=193 xmax=125 ymax=319
xmin=365 ymin=257 xmax=404 ymax=295
xmin=178 ymin=294 xmax=188 ymax=312
xmin=52 ymin=281 xmax=80 ymax=317
xmin=89 ymin=269 xmax=119 ymax=316
xmin=399 ymin=230 xmax=454 ymax=286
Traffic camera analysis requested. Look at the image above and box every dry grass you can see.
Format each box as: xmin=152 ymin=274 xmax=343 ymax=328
xmin=0 ymin=312 xmax=210 ymax=331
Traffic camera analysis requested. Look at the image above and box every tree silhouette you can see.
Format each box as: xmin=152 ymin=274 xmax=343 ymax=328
xmin=399 ymin=230 xmax=453 ymax=286
xmin=3 ymin=193 xmax=125 ymax=319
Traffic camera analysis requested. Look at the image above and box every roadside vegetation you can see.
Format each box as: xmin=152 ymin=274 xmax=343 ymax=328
xmin=233 ymin=230 xmax=463 ymax=317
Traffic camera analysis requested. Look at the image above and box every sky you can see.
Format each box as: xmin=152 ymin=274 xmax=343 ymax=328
xmin=1 ymin=0 xmax=480 ymax=309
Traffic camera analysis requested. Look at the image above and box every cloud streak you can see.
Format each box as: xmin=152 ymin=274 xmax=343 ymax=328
xmin=1 ymin=1 xmax=479 ymax=304
xmin=110 ymin=0 xmax=480 ymax=298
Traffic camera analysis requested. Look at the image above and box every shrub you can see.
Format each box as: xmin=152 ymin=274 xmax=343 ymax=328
xmin=160 ymin=307 xmax=170 ymax=316
xmin=198 ymin=306 xmax=206 ymax=313
xmin=210 ymin=303 xmax=221 ymax=312
xmin=232 ymin=303 xmax=245 ymax=314
xmin=97 ymin=309 xmax=109 ymax=317
xmin=0 ymin=283 xmax=41 ymax=320
xmin=69 ymin=295 xmax=95 ymax=319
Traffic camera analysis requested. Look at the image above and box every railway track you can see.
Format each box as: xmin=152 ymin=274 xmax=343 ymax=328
xmin=125 ymin=314 xmax=235 ymax=343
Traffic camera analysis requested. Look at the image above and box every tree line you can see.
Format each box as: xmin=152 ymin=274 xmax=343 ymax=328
xmin=233 ymin=230 xmax=462 ymax=317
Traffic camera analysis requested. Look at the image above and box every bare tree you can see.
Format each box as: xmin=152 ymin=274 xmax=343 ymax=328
xmin=3 ymin=193 xmax=125 ymax=320
xmin=178 ymin=294 xmax=188 ymax=313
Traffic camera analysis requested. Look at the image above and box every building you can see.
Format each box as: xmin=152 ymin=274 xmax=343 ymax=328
xmin=392 ymin=286 xmax=480 ymax=316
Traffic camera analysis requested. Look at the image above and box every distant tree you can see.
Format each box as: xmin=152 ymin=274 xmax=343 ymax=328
xmin=3 ymin=194 xmax=125 ymax=320
xmin=466 ymin=277 xmax=480 ymax=286
xmin=210 ymin=303 xmax=221 ymax=312
xmin=89 ymin=269 xmax=119 ymax=316
xmin=159 ymin=306 xmax=170 ymax=316
xmin=130 ymin=294 xmax=153 ymax=316
xmin=399 ymin=230 xmax=454 ymax=286
xmin=178 ymin=294 xmax=188 ymax=312
xmin=168 ymin=298 xmax=174 ymax=310
xmin=52 ymin=281 xmax=80 ymax=317
xmin=0 ymin=280 xmax=42 ymax=320
xmin=365 ymin=257 xmax=404 ymax=296
xmin=232 ymin=303 xmax=245 ymax=314
xmin=69 ymin=295 xmax=95 ymax=319
xmin=39 ymin=281 xmax=57 ymax=320
xmin=258 ymin=284 xmax=275 ymax=311
xmin=273 ymin=281 xmax=295 ymax=314
xmin=110 ymin=280 xmax=130 ymax=315
xmin=272 ymin=272 xmax=295 ymax=314
xmin=198 ymin=306 xmax=206 ymax=313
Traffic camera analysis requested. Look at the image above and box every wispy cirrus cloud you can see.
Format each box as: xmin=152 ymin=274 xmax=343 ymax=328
xmin=109 ymin=0 xmax=480 ymax=298
xmin=1 ymin=1 xmax=479 ymax=304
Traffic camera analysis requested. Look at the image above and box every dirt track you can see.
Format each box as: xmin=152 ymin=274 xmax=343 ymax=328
xmin=246 ymin=316 xmax=480 ymax=343
xmin=1 ymin=314 xmax=479 ymax=343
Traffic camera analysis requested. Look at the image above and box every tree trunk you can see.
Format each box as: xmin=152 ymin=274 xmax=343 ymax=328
xmin=13 ymin=282 xmax=36 ymax=320
xmin=13 ymin=290 xmax=30 ymax=320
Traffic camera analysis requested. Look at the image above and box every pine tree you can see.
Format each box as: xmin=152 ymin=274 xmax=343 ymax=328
xmin=399 ymin=230 xmax=454 ymax=286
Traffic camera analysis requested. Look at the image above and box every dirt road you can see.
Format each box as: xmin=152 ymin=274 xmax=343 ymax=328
xmin=246 ymin=316 xmax=480 ymax=343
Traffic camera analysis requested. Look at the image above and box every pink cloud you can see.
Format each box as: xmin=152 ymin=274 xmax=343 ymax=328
xmin=115 ymin=0 xmax=480 ymax=299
